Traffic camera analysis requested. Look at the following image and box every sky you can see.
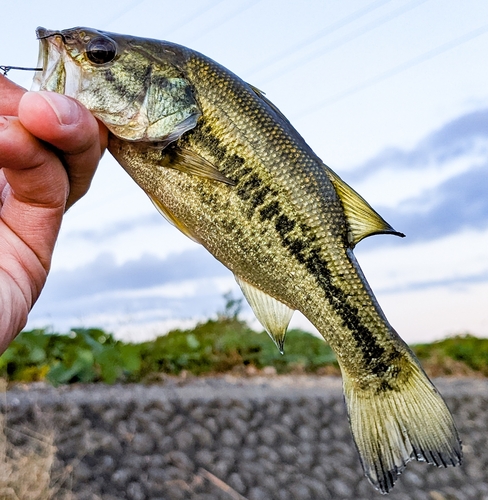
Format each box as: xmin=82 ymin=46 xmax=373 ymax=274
xmin=1 ymin=0 xmax=488 ymax=344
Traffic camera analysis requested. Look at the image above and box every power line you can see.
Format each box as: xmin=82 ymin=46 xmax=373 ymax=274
xmin=255 ymin=0 xmax=430 ymax=85
xmin=162 ymin=0 xmax=230 ymax=39
xmin=294 ymin=23 xmax=488 ymax=121
xmin=246 ymin=0 xmax=393 ymax=77
xmin=188 ymin=0 xmax=265 ymax=44
xmin=99 ymin=0 xmax=149 ymax=29
xmin=100 ymin=0 xmax=229 ymax=39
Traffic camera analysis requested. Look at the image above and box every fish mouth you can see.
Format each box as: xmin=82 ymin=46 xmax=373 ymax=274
xmin=31 ymin=26 xmax=67 ymax=93
xmin=36 ymin=27 xmax=64 ymax=40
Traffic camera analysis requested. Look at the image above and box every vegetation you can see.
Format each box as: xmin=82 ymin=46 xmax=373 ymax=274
xmin=0 ymin=296 xmax=486 ymax=385
xmin=0 ymin=320 xmax=338 ymax=386
xmin=412 ymin=333 xmax=488 ymax=377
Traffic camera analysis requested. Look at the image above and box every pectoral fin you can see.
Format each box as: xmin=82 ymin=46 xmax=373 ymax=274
xmin=325 ymin=167 xmax=405 ymax=247
xmin=161 ymin=147 xmax=236 ymax=185
xmin=148 ymin=194 xmax=200 ymax=243
xmin=235 ymin=276 xmax=294 ymax=354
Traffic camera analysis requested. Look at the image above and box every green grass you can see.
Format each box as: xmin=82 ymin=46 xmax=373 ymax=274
xmin=412 ymin=333 xmax=488 ymax=377
xmin=0 ymin=319 xmax=338 ymax=385
xmin=1 ymin=316 xmax=487 ymax=385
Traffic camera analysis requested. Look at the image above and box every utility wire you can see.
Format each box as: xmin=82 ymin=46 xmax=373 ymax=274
xmin=188 ymin=0 xmax=265 ymax=44
xmin=99 ymin=0 xmax=149 ymax=29
xmin=255 ymin=0 xmax=430 ymax=85
xmin=162 ymin=0 xmax=230 ymax=39
xmin=294 ymin=22 xmax=488 ymax=121
xmin=246 ymin=0 xmax=393 ymax=77
xmin=100 ymin=0 xmax=229 ymax=39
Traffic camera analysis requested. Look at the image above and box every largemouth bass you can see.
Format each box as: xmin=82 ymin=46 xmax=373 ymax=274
xmin=32 ymin=27 xmax=461 ymax=493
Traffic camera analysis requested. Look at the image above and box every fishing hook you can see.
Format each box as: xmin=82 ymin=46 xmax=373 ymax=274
xmin=0 ymin=66 xmax=43 ymax=76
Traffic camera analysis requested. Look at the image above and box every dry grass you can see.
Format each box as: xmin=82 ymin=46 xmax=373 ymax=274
xmin=0 ymin=379 xmax=66 ymax=500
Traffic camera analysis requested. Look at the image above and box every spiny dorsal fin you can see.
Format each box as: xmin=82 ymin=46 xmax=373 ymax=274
xmin=161 ymin=147 xmax=235 ymax=186
xmin=235 ymin=276 xmax=294 ymax=354
xmin=148 ymin=193 xmax=200 ymax=243
xmin=248 ymin=84 xmax=296 ymax=127
xmin=325 ymin=166 xmax=405 ymax=247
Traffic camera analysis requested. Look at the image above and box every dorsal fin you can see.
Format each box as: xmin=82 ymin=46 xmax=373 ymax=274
xmin=248 ymin=84 xmax=295 ymax=128
xmin=235 ymin=276 xmax=294 ymax=354
xmin=325 ymin=167 xmax=405 ymax=247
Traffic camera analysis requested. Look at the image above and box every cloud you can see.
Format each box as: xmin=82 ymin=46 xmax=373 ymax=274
xmin=27 ymin=278 xmax=236 ymax=337
xmin=376 ymin=162 xmax=488 ymax=243
xmin=344 ymin=108 xmax=488 ymax=247
xmin=378 ymin=267 xmax=488 ymax=295
xmin=41 ymin=248 xmax=230 ymax=301
xmin=349 ymin=108 xmax=488 ymax=181
xmin=66 ymin=212 xmax=162 ymax=242
xmin=28 ymin=249 xmax=237 ymax=335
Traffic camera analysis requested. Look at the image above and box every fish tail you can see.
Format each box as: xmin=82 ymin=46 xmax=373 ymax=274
xmin=342 ymin=362 xmax=462 ymax=494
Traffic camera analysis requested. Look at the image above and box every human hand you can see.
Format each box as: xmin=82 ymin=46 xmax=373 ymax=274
xmin=0 ymin=75 xmax=108 ymax=353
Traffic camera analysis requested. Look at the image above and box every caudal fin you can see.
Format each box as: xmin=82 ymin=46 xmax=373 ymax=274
xmin=343 ymin=363 xmax=462 ymax=494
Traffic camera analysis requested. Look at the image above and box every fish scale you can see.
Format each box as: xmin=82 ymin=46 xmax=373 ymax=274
xmin=32 ymin=26 xmax=462 ymax=493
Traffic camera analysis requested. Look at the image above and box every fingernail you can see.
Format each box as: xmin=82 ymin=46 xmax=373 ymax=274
xmin=39 ymin=91 xmax=81 ymax=126
xmin=0 ymin=116 xmax=8 ymax=131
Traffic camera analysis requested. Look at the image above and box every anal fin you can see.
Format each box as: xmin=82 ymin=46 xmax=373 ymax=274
xmin=235 ymin=276 xmax=294 ymax=354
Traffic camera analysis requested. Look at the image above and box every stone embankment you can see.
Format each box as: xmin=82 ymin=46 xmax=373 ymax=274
xmin=2 ymin=375 xmax=487 ymax=499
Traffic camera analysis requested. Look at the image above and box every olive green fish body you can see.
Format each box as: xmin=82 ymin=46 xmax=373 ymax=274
xmin=32 ymin=27 xmax=462 ymax=493
xmin=110 ymin=49 xmax=410 ymax=387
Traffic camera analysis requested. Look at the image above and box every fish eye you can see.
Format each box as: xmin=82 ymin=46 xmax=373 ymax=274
xmin=85 ymin=37 xmax=117 ymax=65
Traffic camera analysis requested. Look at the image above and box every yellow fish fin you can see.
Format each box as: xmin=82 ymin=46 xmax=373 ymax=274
xmin=235 ymin=275 xmax=294 ymax=354
xmin=342 ymin=361 xmax=462 ymax=494
xmin=325 ymin=166 xmax=405 ymax=247
xmin=148 ymin=193 xmax=200 ymax=243
xmin=161 ymin=147 xmax=236 ymax=186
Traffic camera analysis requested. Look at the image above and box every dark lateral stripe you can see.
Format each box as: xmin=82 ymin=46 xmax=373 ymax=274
xmin=260 ymin=200 xmax=280 ymax=221
xmin=304 ymin=247 xmax=391 ymax=376
xmin=259 ymin=198 xmax=392 ymax=376
xmin=188 ymin=117 xmax=394 ymax=375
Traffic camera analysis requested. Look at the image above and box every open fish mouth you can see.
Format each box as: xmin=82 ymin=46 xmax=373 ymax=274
xmin=31 ymin=26 xmax=67 ymax=93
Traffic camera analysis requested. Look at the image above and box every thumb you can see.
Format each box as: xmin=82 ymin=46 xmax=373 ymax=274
xmin=18 ymin=91 xmax=108 ymax=209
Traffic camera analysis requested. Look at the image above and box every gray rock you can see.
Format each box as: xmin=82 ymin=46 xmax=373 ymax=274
xmin=127 ymin=482 xmax=145 ymax=500
xmin=227 ymin=472 xmax=246 ymax=494
xmin=174 ymin=429 xmax=194 ymax=450
xmin=221 ymin=428 xmax=241 ymax=447
xmin=330 ymin=478 xmax=354 ymax=498
xmin=204 ymin=417 xmax=219 ymax=434
xmin=111 ymin=468 xmax=134 ymax=488
xmin=288 ymin=482 xmax=312 ymax=499
xmin=191 ymin=424 xmax=214 ymax=447
xmin=248 ymin=486 xmax=270 ymax=500
xmin=132 ymin=432 xmax=155 ymax=455
xmin=195 ymin=449 xmax=215 ymax=467
xmin=1 ymin=376 xmax=486 ymax=499
xmin=166 ymin=450 xmax=194 ymax=471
